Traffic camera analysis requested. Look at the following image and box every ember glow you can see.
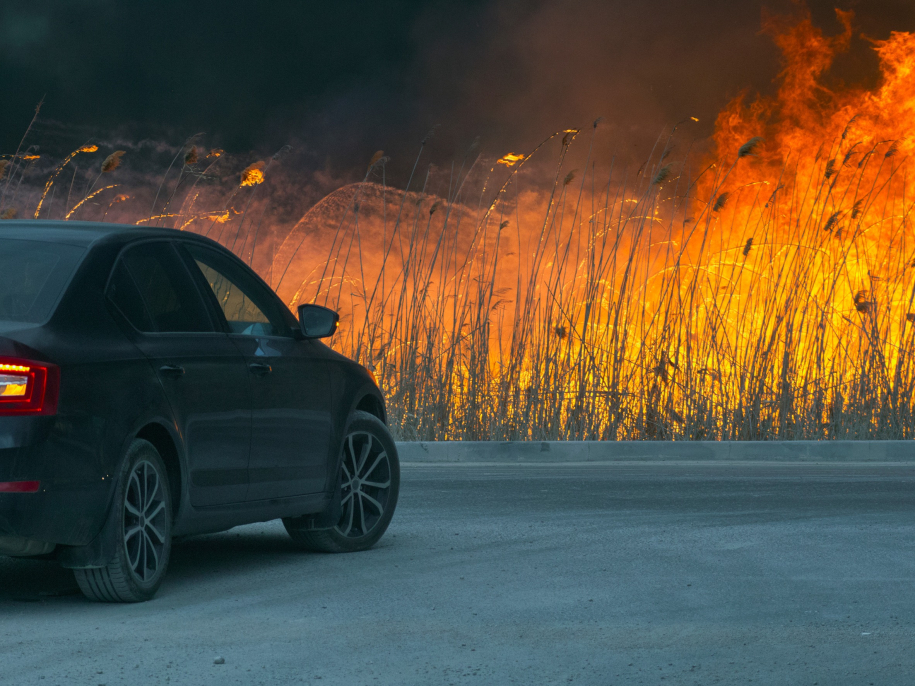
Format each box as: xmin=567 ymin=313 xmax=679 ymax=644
xmin=240 ymin=161 xmax=266 ymax=187
xmin=497 ymin=152 xmax=526 ymax=166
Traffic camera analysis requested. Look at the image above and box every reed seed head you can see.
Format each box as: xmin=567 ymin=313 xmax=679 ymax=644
xmin=101 ymin=150 xmax=126 ymax=173
xmin=713 ymin=192 xmax=730 ymax=212
xmin=561 ymin=129 xmax=579 ymax=147
xmin=737 ymin=136 xmax=763 ymax=158
xmin=841 ymin=114 xmax=859 ymax=140
xmin=823 ymin=210 xmax=842 ymax=232
xmin=743 ymin=237 xmax=754 ymax=257
xmin=272 ymin=144 xmax=292 ymax=161
xmin=842 ymin=142 xmax=861 ymax=166
xmin=652 ymin=164 xmax=672 ymax=186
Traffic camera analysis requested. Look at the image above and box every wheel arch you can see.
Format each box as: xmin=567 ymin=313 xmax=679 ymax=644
xmin=354 ymin=391 xmax=386 ymax=424
xmin=59 ymin=418 xmax=184 ymax=570
xmin=134 ymin=421 xmax=183 ymax=518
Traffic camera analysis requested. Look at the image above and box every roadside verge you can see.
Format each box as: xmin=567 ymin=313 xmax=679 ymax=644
xmin=395 ymin=440 xmax=915 ymax=463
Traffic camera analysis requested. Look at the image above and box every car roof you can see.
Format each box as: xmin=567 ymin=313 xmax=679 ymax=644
xmin=0 ymin=220 xmax=215 ymax=249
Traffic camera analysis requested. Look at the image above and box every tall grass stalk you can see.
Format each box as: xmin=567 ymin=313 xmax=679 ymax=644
xmin=9 ymin=123 xmax=914 ymax=442
xmin=281 ymin=131 xmax=915 ymax=441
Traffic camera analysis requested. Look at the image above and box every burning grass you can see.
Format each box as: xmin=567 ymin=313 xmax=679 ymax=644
xmin=2 ymin=8 xmax=914 ymax=441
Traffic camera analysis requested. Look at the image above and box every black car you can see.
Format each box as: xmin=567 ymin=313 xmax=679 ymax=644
xmin=0 ymin=220 xmax=399 ymax=602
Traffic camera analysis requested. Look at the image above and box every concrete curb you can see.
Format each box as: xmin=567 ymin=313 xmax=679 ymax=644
xmin=395 ymin=440 xmax=915 ymax=463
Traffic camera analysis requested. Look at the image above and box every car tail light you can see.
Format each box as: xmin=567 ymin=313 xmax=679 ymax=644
xmin=0 ymin=357 xmax=59 ymax=416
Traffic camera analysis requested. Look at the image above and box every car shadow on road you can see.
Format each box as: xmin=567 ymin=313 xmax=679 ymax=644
xmin=0 ymin=523 xmax=317 ymax=604
xmin=0 ymin=556 xmax=81 ymax=602
xmin=166 ymin=525 xmax=312 ymax=578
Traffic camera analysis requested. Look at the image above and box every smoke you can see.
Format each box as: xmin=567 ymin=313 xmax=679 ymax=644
xmin=3 ymin=0 xmax=913 ymax=187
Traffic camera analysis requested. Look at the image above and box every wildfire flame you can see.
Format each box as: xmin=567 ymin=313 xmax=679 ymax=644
xmin=8 ymin=5 xmax=915 ymax=441
xmin=497 ymin=152 xmax=526 ymax=167
xmin=240 ymin=161 xmax=266 ymax=187
xmin=277 ymin=7 xmax=915 ymax=440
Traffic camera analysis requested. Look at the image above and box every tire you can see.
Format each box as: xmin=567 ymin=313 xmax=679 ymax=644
xmin=74 ymin=439 xmax=173 ymax=602
xmin=284 ymin=411 xmax=400 ymax=553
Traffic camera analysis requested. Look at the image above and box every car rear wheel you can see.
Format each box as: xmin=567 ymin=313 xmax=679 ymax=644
xmin=74 ymin=439 xmax=172 ymax=602
xmin=284 ymin=411 xmax=400 ymax=553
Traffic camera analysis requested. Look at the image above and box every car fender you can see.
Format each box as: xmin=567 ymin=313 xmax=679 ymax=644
xmin=347 ymin=382 xmax=387 ymax=424
xmin=57 ymin=414 xmax=183 ymax=569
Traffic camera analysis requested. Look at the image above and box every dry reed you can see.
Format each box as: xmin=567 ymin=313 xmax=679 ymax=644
xmin=8 ymin=118 xmax=915 ymax=442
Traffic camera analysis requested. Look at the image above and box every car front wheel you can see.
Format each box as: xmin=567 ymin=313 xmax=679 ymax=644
xmin=284 ymin=411 xmax=400 ymax=553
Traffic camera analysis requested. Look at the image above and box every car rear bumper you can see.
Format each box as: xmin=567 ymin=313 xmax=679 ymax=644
xmin=0 ymin=483 xmax=110 ymax=546
xmin=0 ymin=417 xmax=114 ymax=547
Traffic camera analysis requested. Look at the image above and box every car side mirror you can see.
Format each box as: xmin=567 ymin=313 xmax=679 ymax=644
xmin=298 ymin=304 xmax=339 ymax=339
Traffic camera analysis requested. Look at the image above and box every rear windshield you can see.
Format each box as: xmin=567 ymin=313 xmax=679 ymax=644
xmin=0 ymin=238 xmax=85 ymax=324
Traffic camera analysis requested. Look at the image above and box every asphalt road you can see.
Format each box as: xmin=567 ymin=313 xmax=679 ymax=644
xmin=2 ymin=462 xmax=915 ymax=686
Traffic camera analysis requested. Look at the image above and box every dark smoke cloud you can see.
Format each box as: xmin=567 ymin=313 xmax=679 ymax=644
xmin=404 ymin=0 xmax=915 ymax=171
xmin=1 ymin=0 xmax=913 ymax=187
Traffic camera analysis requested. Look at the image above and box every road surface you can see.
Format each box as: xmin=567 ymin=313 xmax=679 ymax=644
xmin=2 ymin=462 xmax=914 ymax=685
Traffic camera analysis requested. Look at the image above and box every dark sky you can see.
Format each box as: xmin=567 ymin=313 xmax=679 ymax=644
xmin=2 ymin=0 xmax=914 ymax=183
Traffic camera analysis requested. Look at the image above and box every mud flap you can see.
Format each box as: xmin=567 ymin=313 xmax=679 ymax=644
xmin=287 ymin=463 xmax=343 ymax=531
xmin=310 ymin=474 xmax=343 ymax=529
xmin=56 ymin=491 xmax=120 ymax=569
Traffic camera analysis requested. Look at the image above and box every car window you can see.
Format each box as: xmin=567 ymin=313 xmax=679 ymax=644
xmin=0 ymin=238 xmax=85 ymax=324
xmin=107 ymin=260 xmax=155 ymax=332
xmin=180 ymin=243 xmax=294 ymax=337
xmin=118 ymin=242 xmax=214 ymax=333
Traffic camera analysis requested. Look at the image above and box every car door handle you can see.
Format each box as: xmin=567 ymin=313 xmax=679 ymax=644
xmin=248 ymin=362 xmax=272 ymax=376
xmin=159 ymin=365 xmax=186 ymax=378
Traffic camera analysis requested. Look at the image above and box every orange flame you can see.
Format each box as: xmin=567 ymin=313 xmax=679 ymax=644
xmin=496 ymin=152 xmax=526 ymax=167
xmin=240 ymin=161 xmax=266 ymax=187
xmin=278 ymin=8 xmax=915 ymax=440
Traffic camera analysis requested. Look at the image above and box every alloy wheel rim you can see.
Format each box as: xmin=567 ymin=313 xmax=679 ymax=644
xmin=123 ymin=460 xmax=168 ymax=583
xmin=335 ymin=432 xmax=392 ymax=538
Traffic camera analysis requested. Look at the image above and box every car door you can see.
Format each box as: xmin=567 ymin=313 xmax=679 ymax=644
xmin=107 ymin=240 xmax=251 ymax=507
xmin=177 ymin=242 xmax=333 ymax=500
